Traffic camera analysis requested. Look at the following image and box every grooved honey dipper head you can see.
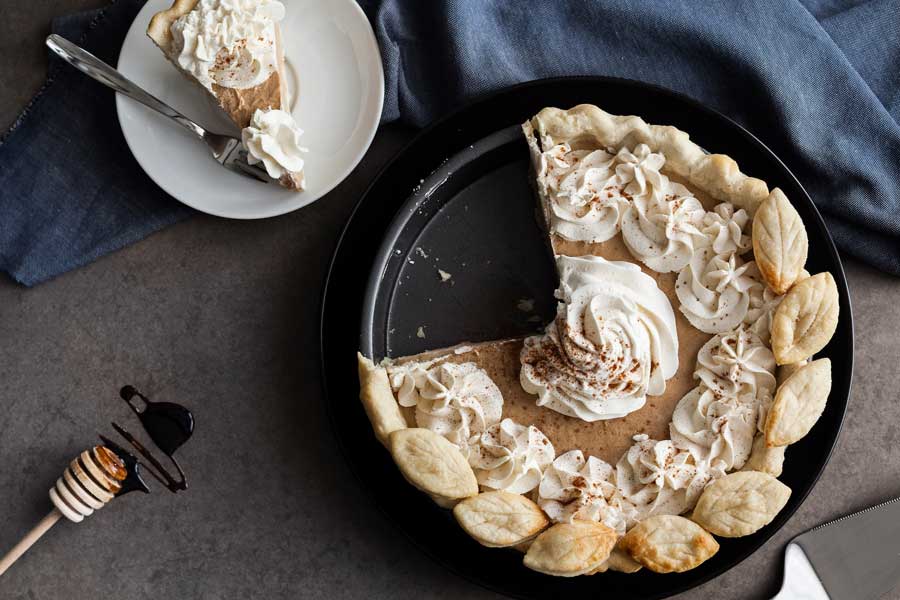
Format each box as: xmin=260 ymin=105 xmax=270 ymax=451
xmin=49 ymin=447 xmax=127 ymax=523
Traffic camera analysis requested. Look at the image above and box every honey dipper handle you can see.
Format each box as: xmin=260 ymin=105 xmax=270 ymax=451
xmin=0 ymin=509 xmax=62 ymax=577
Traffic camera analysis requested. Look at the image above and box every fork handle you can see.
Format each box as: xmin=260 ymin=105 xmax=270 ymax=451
xmin=45 ymin=34 xmax=207 ymax=141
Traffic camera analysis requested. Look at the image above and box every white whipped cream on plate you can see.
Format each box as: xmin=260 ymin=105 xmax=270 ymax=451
xmin=170 ymin=0 xmax=286 ymax=91
xmin=241 ymin=109 xmax=307 ymax=185
xmin=469 ymin=418 xmax=555 ymax=494
xmin=388 ymin=361 xmax=503 ymax=453
xmin=520 ymin=255 xmax=679 ymax=422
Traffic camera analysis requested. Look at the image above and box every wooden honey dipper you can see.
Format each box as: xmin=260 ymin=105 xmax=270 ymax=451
xmin=0 ymin=446 xmax=128 ymax=576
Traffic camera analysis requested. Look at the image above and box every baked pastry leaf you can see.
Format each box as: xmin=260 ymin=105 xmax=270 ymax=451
xmin=741 ymin=435 xmax=786 ymax=477
xmin=771 ymin=273 xmax=839 ymax=364
xmin=619 ymin=514 xmax=719 ymax=573
xmin=765 ymin=358 xmax=832 ymax=446
xmin=389 ymin=428 xmax=478 ymax=499
xmin=752 ymin=189 xmax=809 ymax=295
xmin=691 ymin=471 xmax=791 ymax=537
xmin=523 ymin=521 xmax=617 ymax=577
xmin=357 ymin=353 xmax=407 ymax=447
xmin=453 ymin=491 xmax=549 ymax=548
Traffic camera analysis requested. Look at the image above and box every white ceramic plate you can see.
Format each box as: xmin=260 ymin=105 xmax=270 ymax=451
xmin=117 ymin=0 xmax=384 ymax=219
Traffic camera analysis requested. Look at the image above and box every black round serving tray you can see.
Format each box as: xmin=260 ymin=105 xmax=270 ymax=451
xmin=321 ymin=77 xmax=853 ymax=599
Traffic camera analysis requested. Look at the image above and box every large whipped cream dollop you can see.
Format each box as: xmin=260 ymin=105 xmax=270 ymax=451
xmin=170 ymin=0 xmax=285 ymax=90
xmin=242 ymin=109 xmax=307 ymax=184
xmin=469 ymin=418 xmax=555 ymax=494
xmin=521 ymin=255 xmax=679 ymax=422
xmin=389 ymin=361 xmax=503 ymax=453
xmin=538 ymin=450 xmax=635 ymax=535
xmin=676 ymin=247 xmax=761 ymax=334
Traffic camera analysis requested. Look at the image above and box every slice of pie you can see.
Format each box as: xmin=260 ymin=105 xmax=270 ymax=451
xmin=147 ymin=0 xmax=305 ymax=190
xmin=358 ymin=104 xmax=839 ymax=576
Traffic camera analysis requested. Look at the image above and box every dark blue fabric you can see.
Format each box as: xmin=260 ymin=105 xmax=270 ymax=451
xmin=364 ymin=0 xmax=900 ymax=274
xmin=2 ymin=0 xmax=899 ymax=285
xmin=0 ymin=0 xmax=193 ymax=286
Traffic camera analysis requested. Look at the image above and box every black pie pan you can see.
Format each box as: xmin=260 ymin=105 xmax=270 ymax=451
xmin=320 ymin=77 xmax=853 ymax=599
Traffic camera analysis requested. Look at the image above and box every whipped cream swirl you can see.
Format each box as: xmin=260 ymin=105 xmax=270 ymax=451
xmin=470 ymin=419 xmax=555 ymax=494
xmin=621 ymin=188 xmax=705 ymax=273
xmin=695 ymin=325 xmax=776 ymax=400
xmin=615 ymin=437 xmax=717 ymax=521
xmin=670 ymin=386 xmax=757 ymax=471
xmin=676 ymin=247 xmax=761 ymax=334
xmin=521 ymin=255 xmax=679 ymax=422
xmin=745 ymin=283 xmax=783 ymax=344
xmin=700 ymin=203 xmax=752 ymax=256
xmin=538 ymin=450 xmax=635 ymax=534
xmin=170 ymin=0 xmax=285 ymax=90
xmin=389 ymin=361 xmax=503 ymax=453
xmin=539 ymin=144 xmax=625 ymax=242
xmin=538 ymin=143 xmax=674 ymax=243
xmin=242 ymin=109 xmax=307 ymax=184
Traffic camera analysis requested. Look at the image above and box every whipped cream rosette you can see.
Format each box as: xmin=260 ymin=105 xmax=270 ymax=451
xmin=389 ymin=361 xmax=503 ymax=454
xmin=621 ymin=188 xmax=705 ymax=273
xmin=700 ymin=203 xmax=752 ymax=256
xmin=469 ymin=418 xmax=555 ymax=494
xmin=539 ymin=144 xmax=626 ymax=243
xmin=745 ymin=283 xmax=784 ymax=343
xmin=521 ymin=255 xmax=678 ymax=421
xmin=615 ymin=437 xmax=718 ymax=523
xmin=170 ymin=0 xmax=285 ymax=91
xmin=538 ymin=450 xmax=635 ymax=535
xmin=241 ymin=109 xmax=307 ymax=183
xmin=676 ymin=247 xmax=762 ymax=334
xmin=670 ymin=386 xmax=758 ymax=471
xmin=694 ymin=325 xmax=777 ymax=400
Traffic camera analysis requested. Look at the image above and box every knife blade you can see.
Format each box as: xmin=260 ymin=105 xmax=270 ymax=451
xmin=775 ymin=496 xmax=900 ymax=600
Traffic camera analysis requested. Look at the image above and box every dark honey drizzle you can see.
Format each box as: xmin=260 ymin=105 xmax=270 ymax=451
xmin=101 ymin=385 xmax=194 ymax=495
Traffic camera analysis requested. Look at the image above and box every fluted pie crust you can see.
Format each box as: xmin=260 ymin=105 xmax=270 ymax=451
xmin=358 ymin=105 xmax=839 ymax=577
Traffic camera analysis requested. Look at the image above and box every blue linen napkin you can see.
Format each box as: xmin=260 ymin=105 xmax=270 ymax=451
xmin=0 ymin=0 xmax=193 ymax=287
xmin=364 ymin=0 xmax=900 ymax=274
xmin=2 ymin=0 xmax=899 ymax=285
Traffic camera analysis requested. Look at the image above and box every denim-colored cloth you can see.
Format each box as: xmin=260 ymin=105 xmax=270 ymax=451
xmin=364 ymin=0 xmax=900 ymax=274
xmin=2 ymin=0 xmax=899 ymax=285
xmin=0 ymin=0 xmax=192 ymax=286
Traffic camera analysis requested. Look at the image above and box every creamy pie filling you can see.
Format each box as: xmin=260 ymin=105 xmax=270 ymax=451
xmin=169 ymin=0 xmax=286 ymax=92
xmin=387 ymin=142 xmax=779 ymax=534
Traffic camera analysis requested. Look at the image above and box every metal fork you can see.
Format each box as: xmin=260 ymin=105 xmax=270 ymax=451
xmin=45 ymin=34 xmax=278 ymax=186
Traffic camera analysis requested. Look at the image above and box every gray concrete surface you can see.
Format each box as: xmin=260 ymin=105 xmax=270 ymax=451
xmin=2 ymin=2 xmax=899 ymax=599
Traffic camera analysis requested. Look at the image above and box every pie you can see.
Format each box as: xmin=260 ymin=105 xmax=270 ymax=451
xmin=147 ymin=0 xmax=306 ymax=190
xmin=357 ymin=104 xmax=840 ymax=576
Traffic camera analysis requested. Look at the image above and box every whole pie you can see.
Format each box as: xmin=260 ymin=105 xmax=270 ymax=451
xmin=147 ymin=0 xmax=307 ymax=190
xmin=358 ymin=104 xmax=838 ymax=576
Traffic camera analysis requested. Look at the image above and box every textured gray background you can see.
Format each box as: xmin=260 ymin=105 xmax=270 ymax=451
xmin=1 ymin=2 xmax=898 ymax=599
